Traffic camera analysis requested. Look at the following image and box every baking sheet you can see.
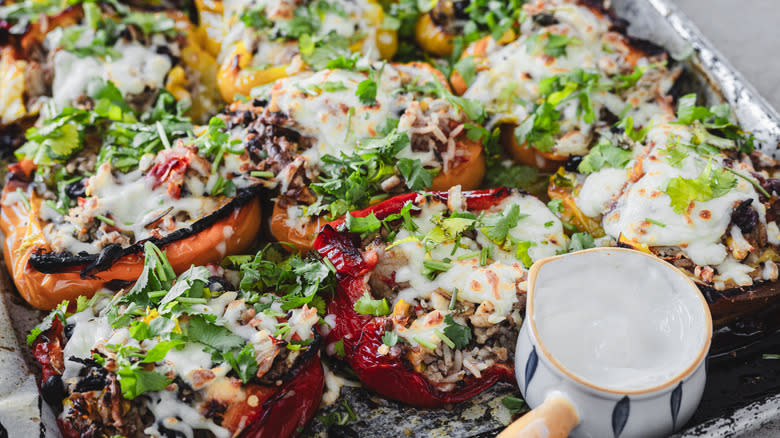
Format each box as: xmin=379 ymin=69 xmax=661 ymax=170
xmin=1 ymin=0 xmax=779 ymax=437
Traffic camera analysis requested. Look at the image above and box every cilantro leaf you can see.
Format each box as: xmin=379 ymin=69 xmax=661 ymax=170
xmin=569 ymin=232 xmax=596 ymax=252
xmin=502 ymin=396 xmax=527 ymax=414
xmin=354 ymin=292 xmax=391 ymax=316
xmin=515 ymin=240 xmax=535 ymax=268
xmin=117 ymin=368 xmax=170 ymax=400
xmin=334 ymin=339 xmax=346 ymax=357
xmin=664 ymin=161 xmax=737 ymax=213
xmin=345 ymin=212 xmax=382 ymax=234
xmin=186 ymin=315 xmax=245 ymax=352
xmin=577 ymin=139 xmax=632 ymax=174
xmin=542 ymin=33 xmax=581 ymax=58
xmin=381 ymin=331 xmax=399 ymax=347
xmin=397 ymin=158 xmax=433 ymax=191
xmin=159 ymin=265 xmax=210 ymax=305
xmin=481 ymin=204 xmax=526 ymax=244
xmin=453 ymin=56 xmax=477 ymax=87
xmin=356 ymin=79 xmax=378 ymax=105
xmin=224 ymin=344 xmax=258 ymax=383
xmin=141 ymin=339 xmax=183 ymax=363
xmin=676 ymin=94 xmax=713 ymax=125
xmin=443 ymin=315 xmax=472 ymax=349
xmin=547 ymin=198 xmax=563 ymax=214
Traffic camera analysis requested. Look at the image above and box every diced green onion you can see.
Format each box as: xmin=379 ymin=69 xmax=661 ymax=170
xmin=423 ymin=260 xmax=452 ymax=272
xmin=413 ymin=336 xmax=436 ymax=350
xmin=45 ymin=200 xmax=67 ymax=215
xmin=479 ymin=246 xmax=491 ymax=266
xmin=645 ymin=218 xmax=666 ymax=228
xmin=456 ymin=251 xmax=480 ymax=261
xmin=449 ymin=288 xmax=459 ymax=310
xmin=95 ymin=214 xmax=115 ymax=226
xmin=435 ymin=330 xmax=455 ymax=349
xmin=763 ymin=354 xmax=780 ymax=360
xmin=250 ymin=170 xmax=274 ymax=178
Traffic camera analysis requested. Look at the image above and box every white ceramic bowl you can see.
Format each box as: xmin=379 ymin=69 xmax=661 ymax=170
xmin=512 ymin=248 xmax=712 ymax=438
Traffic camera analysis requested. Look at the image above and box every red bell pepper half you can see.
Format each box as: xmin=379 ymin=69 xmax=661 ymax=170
xmin=314 ymin=188 xmax=516 ymax=407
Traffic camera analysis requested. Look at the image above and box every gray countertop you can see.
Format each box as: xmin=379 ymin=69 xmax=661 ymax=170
xmin=671 ymin=0 xmax=780 ymax=112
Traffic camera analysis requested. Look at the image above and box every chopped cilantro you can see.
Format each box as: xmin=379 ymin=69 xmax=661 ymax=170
xmin=223 ymin=344 xmax=259 ymax=383
xmin=345 ymin=212 xmax=382 ymax=234
xmin=397 ymin=157 xmax=434 ymax=191
xmin=577 ymin=139 xmax=632 ymax=174
xmin=356 ymin=78 xmax=378 ymax=105
xmin=381 ymin=331 xmax=399 ymax=347
xmin=547 ymin=198 xmax=563 ymax=214
xmin=481 ymin=204 xmax=526 ymax=244
xmin=453 ymin=56 xmax=477 ymax=87
xmin=569 ymin=232 xmax=596 ymax=252
xmin=443 ymin=315 xmax=472 ymax=349
xmin=502 ymin=396 xmax=527 ymax=414
xmin=664 ymin=161 xmax=737 ymax=214
xmin=116 ymin=368 xmax=170 ymax=400
xmin=186 ymin=315 xmax=245 ymax=352
xmin=334 ymin=339 xmax=347 ymax=357
xmin=354 ymin=292 xmax=391 ymax=316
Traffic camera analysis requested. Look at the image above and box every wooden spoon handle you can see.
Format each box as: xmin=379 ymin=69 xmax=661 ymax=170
xmin=497 ymin=394 xmax=579 ymax=438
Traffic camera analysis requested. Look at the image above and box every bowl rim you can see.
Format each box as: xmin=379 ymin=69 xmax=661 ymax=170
xmin=525 ymin=246 xmax=713 ymax=396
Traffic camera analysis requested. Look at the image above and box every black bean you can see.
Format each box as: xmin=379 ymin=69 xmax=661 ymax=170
xmin=533 ymin=13 xmax=559 ymax=26
xmin=564 ymin=155 xmax=584 ymax=172
xmin=731 ymin=199 xmax=758 ymax=233
xmin=73 ymin=367 xmax=108 ymax=393
xmin=63 ymin=324 xmax=75 ymax=340
xmin=65 ymin=179 xmax=86 ymax=199
xmin=41 ymin=374 xmax=66 ymax=405
xmin=207 ymin=276 xmax=233 ymax=292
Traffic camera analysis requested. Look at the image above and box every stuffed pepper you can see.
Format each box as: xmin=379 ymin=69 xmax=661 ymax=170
xmin=216 ymin=0 xmax=398 ymax=101
xmin=1 ymin=86 xmax=266 ymax=310
xmin=414 ymin=0 xmax=525 ymax=57
xmin=0 ymin=0 xmax=219 ymax=127
xmin=558 ymin=94 xmax=780 ymax=324
xmin=315 ymin=186 xmax=568 ymax=406
xmin=224 ymin=61 xmax=485 ymax=251
xmin=30 ymin=242 xmax=329 ymax=437
xmin=444 ymin=0 xmax=678 ymax=172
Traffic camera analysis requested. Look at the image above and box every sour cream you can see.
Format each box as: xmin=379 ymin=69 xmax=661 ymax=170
xmin=531 ymin=249 xmax=709 ymax=391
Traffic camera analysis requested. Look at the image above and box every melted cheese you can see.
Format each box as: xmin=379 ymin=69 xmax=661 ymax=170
xmin=50 ymin=31 xmax=172 ymax=110
xmin=42 ymin=162 xmax=224 ymax=254
xmin=220 ymin=0 xmax=382 ymax=68
xmin=257 ymin=68 xmax=403 ymax=161
xmin=576 ymin=167 xmax=629 ymax=218
xmin=57 ymin=281 xmax=319 ymax=437
xmin=387 ymin=191 xmax=566 ymax=332
xmin=603 ymin=123 xmax=763 ymax=268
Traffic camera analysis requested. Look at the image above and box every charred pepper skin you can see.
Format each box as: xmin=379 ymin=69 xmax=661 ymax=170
xmin=314 ymin=188 xmax=516 ymax=408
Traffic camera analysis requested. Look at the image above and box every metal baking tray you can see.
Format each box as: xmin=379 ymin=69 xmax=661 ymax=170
xmin=1 ymin=0 xmax=779 ymax=437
